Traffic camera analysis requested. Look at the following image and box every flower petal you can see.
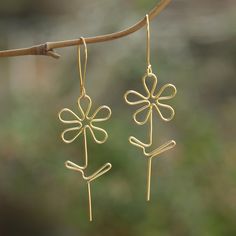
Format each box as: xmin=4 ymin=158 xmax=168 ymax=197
xmin=90 ymin=105 xmax=112 ymax=122
xmin=124 ymin=90 xmax=148 ymax=105
xmin=58 ymin=108 xmax=82 ymax=124
xmin=154 ymin=102 xmax=175 ymax=122
xmin=142 ymin=73 xmax=158 ymax=98
xmin=87 ymin=125 xmax=108 ymax=144
xmin=154 ymin=83 xmax=177 ymax=100
xmin=77 ymin=94 xmax=92 ymax=119
xmin=61 ymin=127 xmax=83 ymax=144
xmin=133 ymin=103 xmax=152 ymax=125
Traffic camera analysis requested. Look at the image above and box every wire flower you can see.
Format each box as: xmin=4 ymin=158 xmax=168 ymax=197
xmin=124 ymin=73 xmax=177 ymax=124
xmin=124 ymin=71 xmax=177 ymax=201
xmin=58 ymin=94 xmax=111 ymax=144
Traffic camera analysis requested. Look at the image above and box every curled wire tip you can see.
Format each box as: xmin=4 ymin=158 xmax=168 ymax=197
xmin=171 ymin=140 xmax=176 ymax=146
xmin=65 ymin=160 xmax=71 ymax=167
xmin=65 ymin=160 xmax=77 ymax=169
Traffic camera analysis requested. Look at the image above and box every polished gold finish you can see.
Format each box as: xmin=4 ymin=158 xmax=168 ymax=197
xmin=58 ymin=93 xmax=111 ymax=168
xmin=124 ymin=15 xmax=177 ymax=201
xmin=65 ymin=161 xmax=112 ymax=221
xmin=0 ymin=0 xmax=172 ymax=58
xmin=58 ymin=38 xmax=112 ymax=221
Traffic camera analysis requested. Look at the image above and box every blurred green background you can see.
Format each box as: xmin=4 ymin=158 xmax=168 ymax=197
xmin=0 ymin=0 xmax=236 ymax=235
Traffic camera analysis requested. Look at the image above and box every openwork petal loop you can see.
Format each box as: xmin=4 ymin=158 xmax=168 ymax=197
xmin=77 ymin=94 xmax=92 ymax=119
xmin=124 ymin=90 xmax=148 ymax=105
xmin=58 ymin=108 xmax=82 ymax=124
xmin=88 ymin=124 xmax=108 ymax=144
xmin=154 ymin=102 xmax=175 ymax=121
xmin=91 ymin=105 xmax=112 ymax=122
xmin=61 ymin=127 xmax=84 ymax=144
xmin=156 ymin=83 xmax=177 ymax=100
xmin=133 ymin=103 xmax=152 ymax=125
xmin=142 ymin=73 xmax=158 ymax=98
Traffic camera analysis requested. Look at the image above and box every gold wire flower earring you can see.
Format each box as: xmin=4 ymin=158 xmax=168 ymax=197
xmin=58 ymin=37 xmax=112 ymax=221
xmin=124 ymin=15 xmax=177 ymax=201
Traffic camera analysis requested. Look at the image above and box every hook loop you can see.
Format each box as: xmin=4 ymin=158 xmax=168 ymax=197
xmin=78 ymin=37 xmax=88 ymax=95
xmin=145 ymin=14 xmax=152 ymax=75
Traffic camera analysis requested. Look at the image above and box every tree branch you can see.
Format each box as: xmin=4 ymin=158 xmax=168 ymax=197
xmin=0 ymin=0 xmax=171 ymax=59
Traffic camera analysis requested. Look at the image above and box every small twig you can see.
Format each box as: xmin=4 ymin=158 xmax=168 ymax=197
xmin=0 ymin=0 xmax=171 ymax=59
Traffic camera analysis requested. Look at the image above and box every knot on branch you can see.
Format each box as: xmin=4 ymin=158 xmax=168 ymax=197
xmin=35 ymin=43 xmax=60 ymax=59
xmin=0 ymin=0 xmax=171 ymax=59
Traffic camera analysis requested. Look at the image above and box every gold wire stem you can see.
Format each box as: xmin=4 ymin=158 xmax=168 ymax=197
xmin=127 ymin=99 xmax=176 ymax=201
xmin=146 ymin=140 xmax=176 ymax=201
xmin=149 ymin=109 xmax=153 ymax=144
xmin=147 ymin=157 xmax=152 ymax=201
xmin=83 ymin=129 xmax=88 ymax=169
xmin=87 ymin=182 xmax=92 ymax=221
xmin=147 ymin=108 xmax=153 ymax=202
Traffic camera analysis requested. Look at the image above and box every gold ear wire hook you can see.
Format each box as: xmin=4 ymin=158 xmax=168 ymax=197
xmin=146 ymin=14 xmax=152 ymax=75
xmin=78 ymin=37 xmax=88 ymax=95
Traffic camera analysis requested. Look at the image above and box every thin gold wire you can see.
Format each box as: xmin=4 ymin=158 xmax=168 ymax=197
xmin=58 ymin=95 xmax=111 ymax=168
xmin=146 ymin=14 xmax=152 ymax=75
xmin=65 ymin=161 xmax=112 ymax=221
xmin=78 ymin=37 xmax=87 ymax=95
xmin=58 ymin=37 xmax=112 ymax=221
xmin=124 ymin=14 xmax=177 ymax=201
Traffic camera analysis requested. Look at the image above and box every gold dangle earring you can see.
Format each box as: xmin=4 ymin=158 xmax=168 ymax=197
xmin=58 ymin=37 xmax=112 ymax=221
xmin=124 ymin=15 xmax=177 ymax=201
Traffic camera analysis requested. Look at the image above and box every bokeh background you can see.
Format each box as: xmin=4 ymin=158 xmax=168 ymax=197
xmin=0 ymin=0 xmax=236 ymax=235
